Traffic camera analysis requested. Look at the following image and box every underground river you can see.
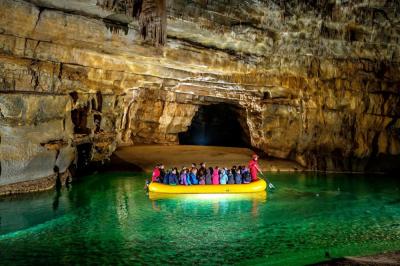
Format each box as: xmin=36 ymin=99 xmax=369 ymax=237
xmin=0 ymin=172 xmax=399 ymax=265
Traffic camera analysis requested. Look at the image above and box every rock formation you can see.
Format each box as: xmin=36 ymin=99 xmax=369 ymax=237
xmin=0 ymin=0 xmax=399 ymax=194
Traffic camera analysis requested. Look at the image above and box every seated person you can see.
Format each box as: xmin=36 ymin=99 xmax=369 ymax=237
xmin=212 ymin=166 xmax=220 ymax=185
xmin=234 ymin=169 xmax=242 ymax=184
xmin=227 ymin=169 xmax=234 ymax=184
xmin=168 ymin=168 xmax=179 ymax=185
xmin=199 ymin=175 xmax=205 ymax=185
xmin=151 ymin=164 xmax=160 ymax=182
xmin=163 ymin=170 xmax=170 ymax=184
xmin=242 ymin=166 xmax=251 ymax=184
xmin=189 ymin=168 xmax=199 ymax=185
xmin=219 ymin=168 xmax=228 ymax=185
xmin=180 ymin=168 xmax=188 ymax=185
xmin=159 ymin=164 xmax=165 ymax=183
xmin=205 ymin=167 xmax=213 ymax=185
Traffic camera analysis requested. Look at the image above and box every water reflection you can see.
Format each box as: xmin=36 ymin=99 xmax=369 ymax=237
xmin=148 ymin=191 xmax=267 ymax=217
xmin=1 ymin=172 xmax=400 ymax=266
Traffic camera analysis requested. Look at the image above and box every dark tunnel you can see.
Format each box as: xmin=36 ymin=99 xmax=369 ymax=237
xmin=178 ymin=103 xmax=250 ymax=147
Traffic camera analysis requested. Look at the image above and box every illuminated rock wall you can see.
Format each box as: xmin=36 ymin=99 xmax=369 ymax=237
xmin=0 ymin=0 xmax=399 ymax=193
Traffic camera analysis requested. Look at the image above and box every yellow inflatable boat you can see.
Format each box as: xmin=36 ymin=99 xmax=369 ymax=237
xmin=148 ymin=179 xmax=267 ymax=194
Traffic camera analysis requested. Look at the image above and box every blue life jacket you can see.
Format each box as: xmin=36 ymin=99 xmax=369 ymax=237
xmin=235 ymin=173 xmax=242 ymax=184
xmin=189 ymin=172 xmax=198 ymax=185
xmin=186 ymin=173 xmax=192 ymax=185
xmin=220 ymin=172 xmax=228 ymax=184
xmin=227 ymin=173 xmax=235 ymax=184
xmin=243 ymin=171 xmax=251 ymax=183
xmin=168 ymin=173 xmax=178 ymax=185
xmin=163 ymin=173 xmax=170 ymax=184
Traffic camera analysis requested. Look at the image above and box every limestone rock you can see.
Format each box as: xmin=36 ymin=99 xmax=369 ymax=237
xmin=1 ymin=0 xmax=400 ymax=193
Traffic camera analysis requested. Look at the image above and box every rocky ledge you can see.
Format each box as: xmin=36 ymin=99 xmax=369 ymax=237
xmin=0 ymin=0 xmax=399 ymax=194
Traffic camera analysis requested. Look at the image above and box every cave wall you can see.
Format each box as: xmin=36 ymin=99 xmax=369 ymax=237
xmin=0 ymin=0 xmax=400 ymax=193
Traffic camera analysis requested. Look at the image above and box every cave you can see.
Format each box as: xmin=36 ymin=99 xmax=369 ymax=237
xmin=178 ymin=103 xmax=250 ymax=147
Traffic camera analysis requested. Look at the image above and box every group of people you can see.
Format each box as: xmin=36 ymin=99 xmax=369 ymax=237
xmin=151 ymin=154 xmax=262 ymax=186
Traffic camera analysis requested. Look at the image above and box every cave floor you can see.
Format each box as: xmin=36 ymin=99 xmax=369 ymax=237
xmin=112 ymin=145 xmax=304 ymax=172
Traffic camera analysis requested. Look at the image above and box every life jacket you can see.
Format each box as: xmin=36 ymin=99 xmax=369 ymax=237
xmin=168 ymin=173 xmax=178 ymax=185
xmin=180 ymin=173 xmax=187 ymax=185
xmin=227 ymin=173 xmax=235 ymax=184
xmin=205 ymin=173 xmax=212 ymax=185
xmin=220 ymin=171 xmax=228 ymax=185
xmin=152 ymin=167 xmax=160 ymax=182
xmin=235 ymin=173 xmax=242 ymax=184
xmin=163 ymin=173 xmax=170 ymax=184
xmin=248 ymin=160 xmax=258 ymax=180
xmin=212 ymin=170 xmax=220 ymax=185
xmin=190 ymin=172 xmax=198 ymax=185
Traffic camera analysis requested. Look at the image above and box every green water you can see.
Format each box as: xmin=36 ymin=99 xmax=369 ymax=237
xmin=0 ymin=172 xmax=399 ymax=265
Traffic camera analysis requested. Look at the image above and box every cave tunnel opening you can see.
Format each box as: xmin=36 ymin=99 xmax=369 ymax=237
xmin=179 ymin=103 xmax=250 ymax=147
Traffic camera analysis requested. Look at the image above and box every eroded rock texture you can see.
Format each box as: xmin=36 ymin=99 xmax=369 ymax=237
xmin=0 ymin=0 xmax=400 ymax=192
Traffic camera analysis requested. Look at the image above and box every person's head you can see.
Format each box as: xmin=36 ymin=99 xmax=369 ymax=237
xmin=182 ymin=168 xmax=187 ymax=174
xmin=215 ymin=166 xmax=219 ymax=170
xmin=172 ymin=168 xmax=177 ymax=174
xmin=236 ymin=169 xmax=241 ymax=174
xmin=200 ymin=162 xmax=205 ymax=168
xmin=159 ymin=164 xmax=164 ymax=169
xmin=232 ymin=165 xmax=236 ymax=170
xmin=238 ymin=165 xmax=243 ymax=170
xmin=192 ymin=168 xmax=197 ymax=174
xmin=227 ymin=169 xmax=231 ymax=174
xmin=192 ymin=163 xmax=197 ymax=168
xmin=252 ymin=154 xmax=259 ymax=161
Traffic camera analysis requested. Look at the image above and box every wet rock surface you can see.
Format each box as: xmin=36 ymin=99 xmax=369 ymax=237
xmin=0 ymin=0 xmax=400 ymax=192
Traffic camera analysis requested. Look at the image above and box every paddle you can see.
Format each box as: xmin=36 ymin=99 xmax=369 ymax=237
xmin=260 ymin=172 xmax=275 ymax=189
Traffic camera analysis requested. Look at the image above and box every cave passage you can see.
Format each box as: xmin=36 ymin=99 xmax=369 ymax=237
xmin=179 ymin=103 xmax=250 ymax=147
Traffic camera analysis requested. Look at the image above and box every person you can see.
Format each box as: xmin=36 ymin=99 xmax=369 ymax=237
xmin=227 ymin=169 xmax=234 ymax=184
xmin=199 ymin=175 xmax=205 ymax=185
xmin=180 ymin=168 xmax=189 ymax=185
xmin=151 ymin=164 xmax=160 ymax=182
xmin=168 ymin=168 xmax=179 ymax=185
xmin=242 ymin=166 xmax=251 ymax=184
xmin=159 ymin=164 xmax=166 ymax=183
xmin=235 ymin=168 xmax=242 ymax=184
xmin=163 ymin=170 xmax=170 ymax=184
xmin=190 ymin=163 xmax=197 ymax=172
xmin=205 ymin=167 xmax=213 ymax=185
xmin=231 ymin=165 xmax=237 ymax=181
xmin=144 ymin=179 xmax=150 ymax=192
xmin=189 ymin=168 xmax=199 ymax=185
xmin=198 ymin=162 xmax=206 ymax=180
xmin=197 ymin=162 xmax=206 ymax=184
xmin=186 ymin=168 xmax=192 ymax=185
xmin=212 ymin=166 xmax=220 ymax=185
xmin=219 ymin=168 xmax=228 ymax=185
xmin=248 ymin=154 xmax=263 ymax=182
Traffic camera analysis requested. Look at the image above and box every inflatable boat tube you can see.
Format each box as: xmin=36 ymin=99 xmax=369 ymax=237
xmin=148 ymin=191 xmax=267 ymax=201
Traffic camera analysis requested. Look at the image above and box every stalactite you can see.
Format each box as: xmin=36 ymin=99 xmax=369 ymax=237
xmin=139 ymin=0 xmax=166 ymax=46
xmin=97 ymin=0 xmax=166 ymax=46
